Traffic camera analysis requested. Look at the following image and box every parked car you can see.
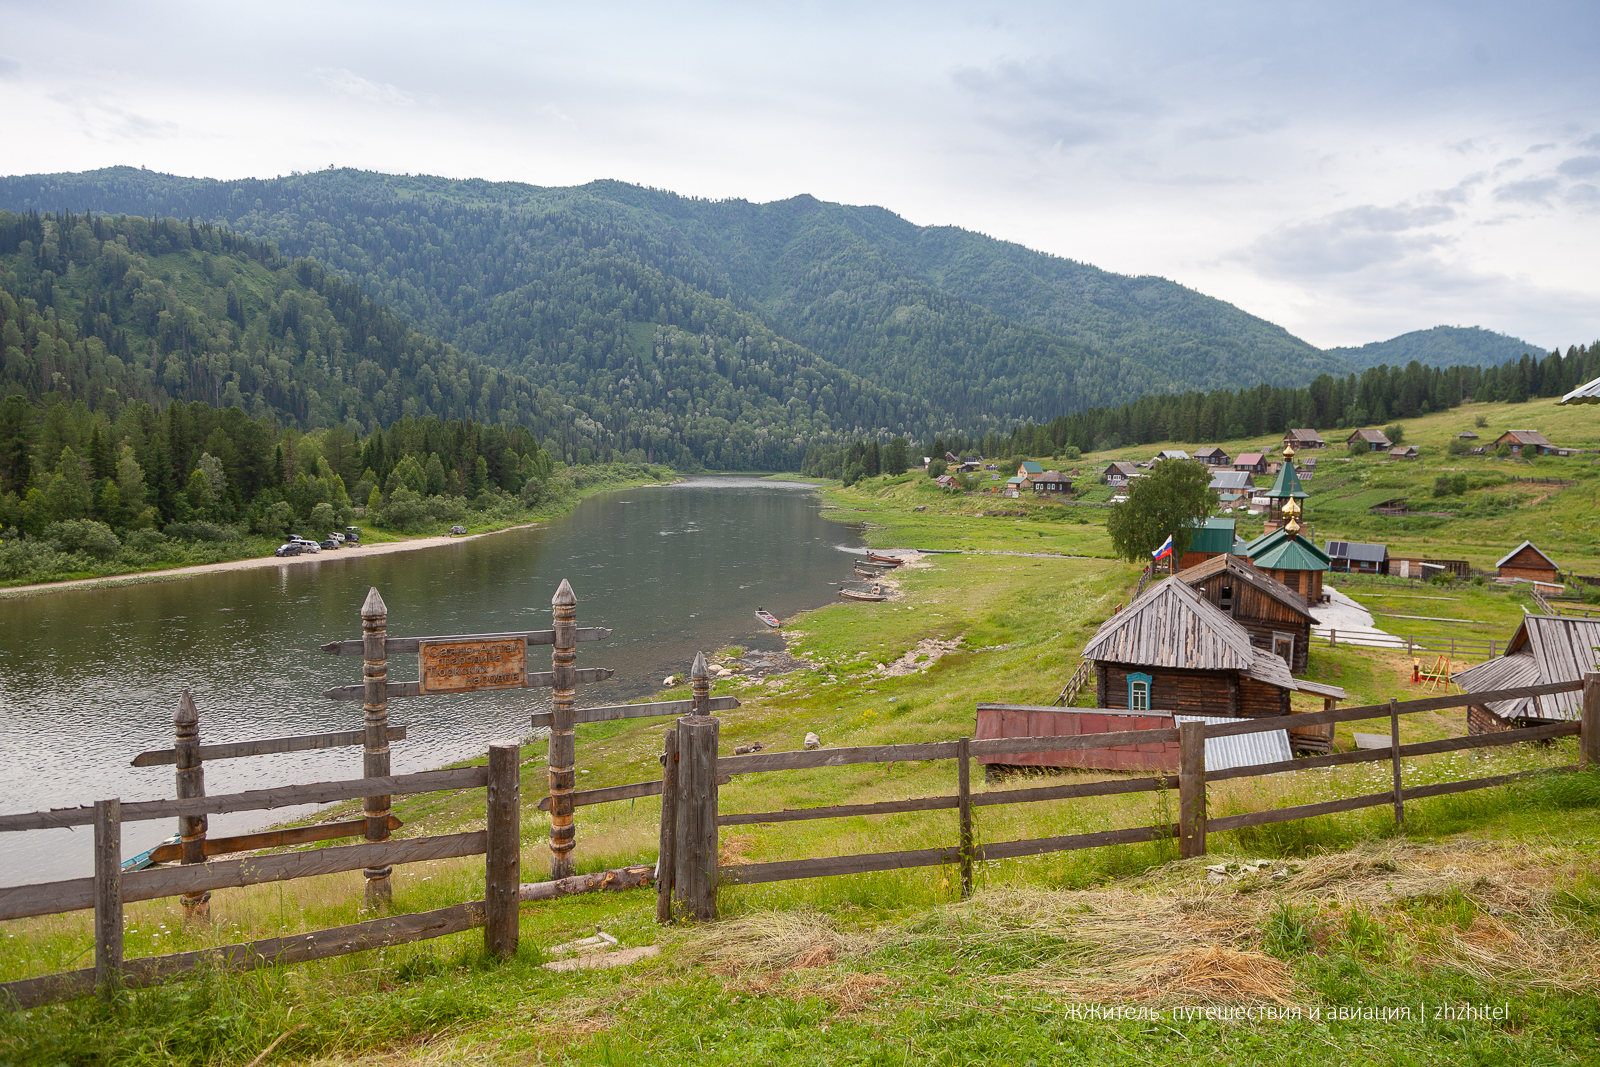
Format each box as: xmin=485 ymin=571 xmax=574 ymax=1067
xmin=450 ymin=525 xmax=468 ymax=536
xmin=330 ymin=532 xmax=346 ymax=544
xmin=344 ymin=526 xmax=362 ymax=544
xmin=274 ymin=543 xmax=304 ymax=557
xmin=291 ymin=538 xmax=320 ymax=552
xmin=320 ymin=539 xmax=340 ymax=551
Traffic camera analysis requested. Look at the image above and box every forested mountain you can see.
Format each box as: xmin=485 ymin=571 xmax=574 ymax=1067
xmin=1328 ymin=326 xmax=1546 ymax=370
xmin=0 ymin=209 xmax=918 ymax=469
xmin=0 ymin=167 xmax=1348 ymax=424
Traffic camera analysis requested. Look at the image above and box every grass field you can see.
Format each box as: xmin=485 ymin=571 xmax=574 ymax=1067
xmin=3 ymin=411 xmax=1599 ymax=1065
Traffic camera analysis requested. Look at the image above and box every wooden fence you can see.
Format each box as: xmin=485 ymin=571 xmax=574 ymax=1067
xmin=0 ymin=747 xmax=522 ymax=1010
xmin=1311 ymin=627 xmax=1500 ymax=658
xmin=651 ymin=678 xmax=1598 ymax=921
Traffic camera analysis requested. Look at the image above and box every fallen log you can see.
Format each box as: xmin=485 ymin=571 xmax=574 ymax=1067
xmin=518 ymin=864 xmax=654 ymax=902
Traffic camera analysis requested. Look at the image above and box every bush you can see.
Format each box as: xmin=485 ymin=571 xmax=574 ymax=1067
xmin=162 ymin=521 xmax=241 ymax=543
xmin=124 ymin=528 xmax=168 ymax=552
xmin=425 ymin=495 xmax=465 ymax=522
xmin=1447 ymin=437 xmax=1471 ymax=455
xmin=1347 ymin=440 xmax=1368 ymax=458
xmin=375 ymin=487 xmax=430 ymax=532
xmin=0 ymin=538 xmax=76 ymax=580
xmin=1059 ymin=445 xmax=1081 ymax=460
xmin=1384 ymin=423 xmax=1405 ymax=445
xmin=45 ymin=520 xmax=122 ymax=558
xmin=1475 ymin=413 xmax=1489 ymax=428
xmin=927 ymin=459 xmax=948 ymax=478
xmin=1495 ymin=442 xmax=1513 ymax=459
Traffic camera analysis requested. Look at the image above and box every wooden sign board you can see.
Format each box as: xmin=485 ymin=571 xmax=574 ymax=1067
xmin=418 ymin=638 xmax=528 ymax=694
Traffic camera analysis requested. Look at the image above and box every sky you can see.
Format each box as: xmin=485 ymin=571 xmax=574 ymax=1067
xmin=2 ymin=1 xmax=1598 ymax=351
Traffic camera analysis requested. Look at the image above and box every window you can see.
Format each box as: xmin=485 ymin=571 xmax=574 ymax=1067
xmin=1127 ymin=672 xmax=1152 ymax=711
xmin=1272 ymin=632 xmax=1295 ymax=666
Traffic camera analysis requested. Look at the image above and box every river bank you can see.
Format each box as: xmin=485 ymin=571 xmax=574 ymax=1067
xmin=0 ymin=469 xmax=682 ymax=600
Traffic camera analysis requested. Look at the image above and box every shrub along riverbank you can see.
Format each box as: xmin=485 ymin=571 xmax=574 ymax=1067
xmin=1 ymin=476 xmax=1596 ymax=1064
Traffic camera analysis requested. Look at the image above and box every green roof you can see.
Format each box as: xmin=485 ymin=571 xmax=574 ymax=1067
xmin=1241 ymin=526 xmax=1330 ymax=571
xmin=1184 ymin=516 xmax=1237 ymax=555
xmin=1020 ymin=461 xmax=1043 ymax=474
xmin=1266 ymin=458 xmax=1308 ymax=500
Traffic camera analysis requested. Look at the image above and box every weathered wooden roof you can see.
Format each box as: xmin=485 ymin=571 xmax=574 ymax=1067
xmin=1194 ymin=446 xmax=1229 ymax=458
xmin=1348 ymin=428 xmax=1392 ymax=444
xmin=1496 ymin=429 xmax=1553 ymax=447
xmin=1286 ymin=428 xmax=1325 ymax=443
xmin=1455 ymin=651 xmax=1543 ymax=719
xmin=1085 ymin=578 xmax=1259 ymax=672
xmin=1495 ymin=540 xmax=1558 ymax=571
xmin=1459 ymin=614 xmax=1600 ymax=720
xmin=1176 ymin=553 xmax=1315 ymax=621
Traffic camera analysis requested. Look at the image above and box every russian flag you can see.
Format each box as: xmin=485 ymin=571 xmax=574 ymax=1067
xmin=1151 ymin=535 xmax=1174 ymax=563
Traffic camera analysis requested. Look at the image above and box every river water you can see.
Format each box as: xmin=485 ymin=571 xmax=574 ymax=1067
xmin=0 ymin=477 xmax=863 ymax=886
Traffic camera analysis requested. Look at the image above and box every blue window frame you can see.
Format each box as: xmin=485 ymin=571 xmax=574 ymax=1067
xmin=1127 ymin=672 xmax=1152 ymax=711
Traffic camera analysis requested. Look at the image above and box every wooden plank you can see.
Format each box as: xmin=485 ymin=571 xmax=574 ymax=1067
xmin=1206 ymin=721 xmax=1581 ymax=783
xmin=719 ymin=794 xmax=960 ymax=826
xmin=717 ymin=844 xmax=962 ymax=886
xmin=978 ymin=823 xmax=1174 ymax=861
xmin=0 ymin=766 xmax=489 ymax=832
xmin=1206 ymin=791 xmax=1395 ymax=833
xmin=1203 ymin=679 xmax=1585 ymax=739
xmin=1584 ymin=673 xmax=1600 ymax=769
xmin=0 ymin=874 xmax=94 ymax=922
xmin=521 ymin=865 xmax=654 ymax=902
xmin=1390 ymin=698 xmax=1405 ymax=830
xmin=319 ymin=627 xmax=612 ymax=655
xmin=0 ymin=902 xmax=486 ymax=1011
xmin=656 ymin=728 xmax=678 ymax=924
xmin=484 ymin=745 xmax=519 ymax=960
xmin=1178 ymin=720 xmax=1206 ymax=859
xmin=146 ymin=815 xmax=403 ymax=863
xmin=958 ymin=738 xmax=973 ymax=899
xmin=322 ymin=668 xmax=615 ymax=701
xmin=93 ymin=800 xmax=121 ymax=996
xmin=718 ymin=740 xmax=961 ymax=775
xmin=132 ymin=727 xmax=408 ymax=767
xmin=120 ymin=832 xmax=488 ymax=902
xmin=1401 ymin=765 xmax=1579 ymax=802
xmin=530 ymin=695 xmax=740 ymax=730
xmin=973 ymin=775 xmax=1178 ymax=807
xmin=970 ymin=727 xmax=1181 ymax=759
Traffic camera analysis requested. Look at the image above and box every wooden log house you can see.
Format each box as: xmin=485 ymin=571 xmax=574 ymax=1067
xmin=1083 ymin=578 xmax=1343 ymax=726
xmin=1496 ymin=540 xmax=1561 ymax=586
xmin=1456 ymin=614 xmax=1600 ymax=734
xmin=1174 ymin=552 xmax=1316 ymax=672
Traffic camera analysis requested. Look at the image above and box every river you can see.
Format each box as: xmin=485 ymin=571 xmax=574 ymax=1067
xmin=0 ymin=477 xmax=863 ymax=886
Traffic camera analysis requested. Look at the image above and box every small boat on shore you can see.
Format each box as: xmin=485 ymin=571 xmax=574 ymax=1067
xmin=854 ymin=563 xmax=892 ymax=579
xmin=840 ymin=585 xmax=889 ymax=603
xmin=866 ymin=553 xmax=903 ymax=566
xmin=755 ymin=608 xmax=781 ymax=628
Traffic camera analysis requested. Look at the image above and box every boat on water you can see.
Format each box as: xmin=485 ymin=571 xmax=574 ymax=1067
xmin=840 ymin=585 xmax=889 ymax=603
xmin=755 ymin=607 xmax=781 ymax=628
xmin=866 ymin=553 xmax=903 ymax=566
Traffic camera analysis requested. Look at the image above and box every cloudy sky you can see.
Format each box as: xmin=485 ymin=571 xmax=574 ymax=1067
xmin=2 ymin=1 xmax=1597 ymax=350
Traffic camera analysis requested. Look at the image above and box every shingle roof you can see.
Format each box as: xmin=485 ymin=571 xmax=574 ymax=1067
xmin=1176 ymin=553 xmax=1315 ymax=620
xmin=1286 ymin=429 xmax=1325 ymax=444
xmin=1495 ymin=540 xmax=1558 ymax=571
xmin=1349 ymin=428 xmax=1391 ymax=444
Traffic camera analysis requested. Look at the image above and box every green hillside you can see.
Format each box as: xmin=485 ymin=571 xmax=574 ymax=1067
xmin=1328 ymin=326 xmax=1548 ymax=370
xmin=0 ymin=167 xmax=1350 ymax=423
xmin=0 ymin=210 xmax=921 ymax=469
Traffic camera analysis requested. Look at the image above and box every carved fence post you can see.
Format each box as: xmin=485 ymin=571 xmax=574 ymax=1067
xmin=673 ymin=713 xmax=720 ymax=922
xmin=1582 ymin=672 xmax=1599 ymax=770
xmin=1178 ymin=720 xmax=1206 ymax=858
xmin=691 ymin=651 xmax=710 ymax=715
xmin=174 ymin=688 xmax=210 ymax=920
xmin=655 ymin=727 xmax=679 ymax=923
xmin=485 ymin=743 xmax=520 ymax=960
xmin=93 ymin=799 xmax=122 ymax=999
xmin=361 ymin=587 xmax=393 ymax=908
xmin=548 ymin=580 xmax=578 ymax=880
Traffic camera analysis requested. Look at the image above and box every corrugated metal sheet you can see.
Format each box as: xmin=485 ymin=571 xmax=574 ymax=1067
xmin=1173 ymin=714 xmax=1293 ymax=772
xmin=1560 ymin=374 xmax=1600 ymax=404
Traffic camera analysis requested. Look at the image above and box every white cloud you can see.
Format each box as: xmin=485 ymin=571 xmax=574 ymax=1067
xmin=311 ymin=68 xmax=416 ymax=107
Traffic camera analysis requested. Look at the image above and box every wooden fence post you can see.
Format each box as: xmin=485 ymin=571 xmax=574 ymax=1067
xmin=174 ymin=688 xmax=210 ymax=920
xmin=1389 ymin=698 xmax=1405 ymax=831
xmin=1582 ymin=672 xmax=1600 ymax=770
xmin=957 ymin=737 xmax=973 ymax=899
xmin=548 ymin=580 xmax=578 ymax=880
xmin=672 ymin=713 xmax=719 ymax=922
xmin=93 ymin=799 xmax=122 ymax=998
xmin=485 ymin=743 xmax=520 ymax=960
xmin=1178 ymin=720 xmax=1206 ymax=858
xmin=1329 ymin=628 xmax=1337 ymax=647
xmin=655 ymin=727 xmax=678 ymax=924
xmin=361 ymin=587 xmax=393 ymax=908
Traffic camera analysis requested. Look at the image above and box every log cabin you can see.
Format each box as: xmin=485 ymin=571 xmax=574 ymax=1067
xmin=1285 ymin=428 xmax=1326 ymax=449
xmin=1496 ymin=540 xmax=1561 ymax=586
xmin=1456 ymin=614 xmax=1600 ymax=734
xmin=1083 ymin=577 xmax=1343 ymax=728
xmin=1175 ymin=552 xmax=1316 ymax=672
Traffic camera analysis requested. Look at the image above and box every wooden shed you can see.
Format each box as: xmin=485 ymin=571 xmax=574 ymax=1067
xmin=1493 ymin=430 xmax=1557 ymax=456
xmin=1082 ymin=578 xmax=1342 ymax=721
xmin=1175 ymin=553 xmax=1316 ymax=671
xmin=1285 ymin=429 xmax=1326 ymax=449
xmin=1194 ymin=446 xmax=1231 ymax=466
xmin=1347 ymin=428 xmax=1392 ymax=451
xmin=1496 ymin=540 xmax=1560 ymax=585
xmin=1457 ymin=614 xmax=1600 ymax=733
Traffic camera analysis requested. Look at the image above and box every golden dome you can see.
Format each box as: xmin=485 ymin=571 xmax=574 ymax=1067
xmin=1282 ymin=498 xmax=1302 ymax=518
